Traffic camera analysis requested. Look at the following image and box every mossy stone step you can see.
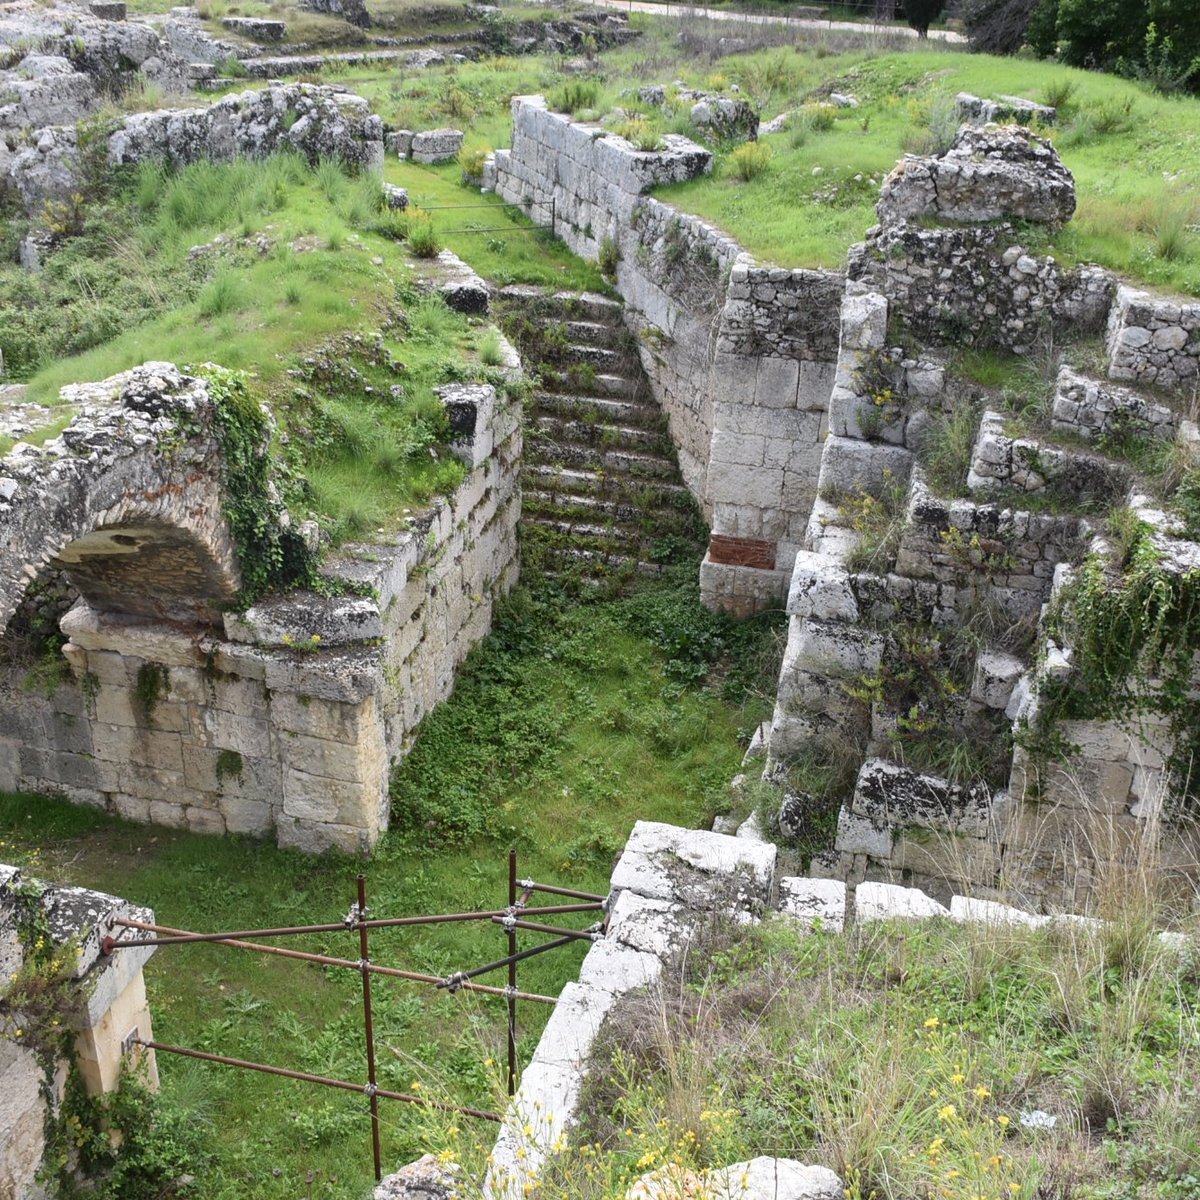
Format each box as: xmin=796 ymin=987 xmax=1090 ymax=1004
xmin=539 ymin=370 xmax=642 ymax=400
xmin=523 ymin=464 xmax=691 ymax=504
xmin=531 ymin=391 xmax=664 ymax=429
xmin=531 ymin=415 xmax=667 ymax=453
xmin=525 ymin=439 xmax=680 ymax=479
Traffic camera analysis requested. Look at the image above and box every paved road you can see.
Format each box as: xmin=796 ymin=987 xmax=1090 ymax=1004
xmin=567 ymin=0 xmax=966 ymax=42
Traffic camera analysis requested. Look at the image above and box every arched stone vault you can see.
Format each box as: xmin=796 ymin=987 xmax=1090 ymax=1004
xmin=0 ymin=363 xmax=242 ymax=632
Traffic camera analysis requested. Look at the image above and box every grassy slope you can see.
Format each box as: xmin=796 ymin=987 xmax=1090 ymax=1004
xmin=335 ymin=25 xmax=1200 ymax=295
xmin=659 ymin=50 xmax=1200 ymax=292
xmin=535 ymin=912 xmax=1200 ymax=1200
xmin=0 ymin=152 xmax=603 ymax=539
xmin=0 ymin=577 xmax=779 ymax=1200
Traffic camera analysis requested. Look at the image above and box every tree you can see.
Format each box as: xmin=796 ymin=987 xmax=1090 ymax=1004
xmin=957 ymin=0 xmax=1045 ymax=55
xmin=905 ymin=0 xmax=947 ymax=37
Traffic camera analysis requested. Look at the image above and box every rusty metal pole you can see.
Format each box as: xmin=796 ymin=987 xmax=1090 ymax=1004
xmin=356 ymin=875 xmax=383 ymax=1182
xmin=507 ymin=849 xmax=517 ymax=1098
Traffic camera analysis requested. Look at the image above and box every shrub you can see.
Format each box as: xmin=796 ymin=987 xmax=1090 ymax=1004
xmin=729 ymin=141 xmax=771 ymax=182
xmin=407 ymin=218 xmax=440 ymax=259
xmin=196 ymin=271 xmax=243 ymax=318
xmin=478 ymin=328 xmax=504 ymax=367
xmin=549 ymin=80 xmax=600 ymax=115
xmin=598 ymin=235 xmax=620 ymax=281
xmin=460 ymin=145 xmax=490 ymax=184
xmin=613 ymin=117 xmax=663 ymax=153
xmin=906 ymin=0 xmax=947 ymax=37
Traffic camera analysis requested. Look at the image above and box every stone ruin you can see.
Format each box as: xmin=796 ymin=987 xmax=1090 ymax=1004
xmin=0 ymin=359 xmax=521 ymax=853
xmin=0 ymin=51 xmax=1198 ymax=926
xmin=1 ymin=866 xmax=159 ymax=1199
xmin=490 ymin=105 xmax=1200 ymax=913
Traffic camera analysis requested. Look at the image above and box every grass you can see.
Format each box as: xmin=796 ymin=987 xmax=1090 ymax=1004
xmin=506 ymin=906 xmax=1200 ymax=1200
xmin=0 ymin=153 xmax=537 ymax=542
xmin=0 ymin=571 xmax=781 ymax=1200
xmin=653 ymin=49 xmax=1200 ymax=294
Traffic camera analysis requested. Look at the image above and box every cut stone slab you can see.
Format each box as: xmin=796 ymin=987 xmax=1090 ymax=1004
xmin=949 ymin=895 xmax=1048 ymax=929
xmin=609 ymin=820 xmax=777 ymax=912
xmin=777 ymin=877 xmax=846 ymax=932
xmin=855 ymin=882 xmax=949 ymax=922
xmin=711 ymin=1158 xmax=843 ymax=1200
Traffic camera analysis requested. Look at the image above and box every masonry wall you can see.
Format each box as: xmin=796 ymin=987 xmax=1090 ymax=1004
xmin=1 ymin=867 xmax=158 ymax=1200
xmin=0 ymin=381 xmax=520 ymax=854
xmin=494 ymin=96 xmax=842 ymax=613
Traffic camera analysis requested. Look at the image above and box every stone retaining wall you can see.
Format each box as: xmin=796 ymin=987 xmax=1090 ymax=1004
xmin=1106 ymin=284 xmax=1200 ymax=388
xmin=494 ymin=96 xmax=843 ymax=614
xmin=1 ymin=867 xmax=158 ymax=1199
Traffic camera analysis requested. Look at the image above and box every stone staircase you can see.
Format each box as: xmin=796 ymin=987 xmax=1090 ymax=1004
xmin=496 ymin=286 xmax=705 ymax=585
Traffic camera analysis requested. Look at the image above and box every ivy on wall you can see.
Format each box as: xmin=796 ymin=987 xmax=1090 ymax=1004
xmin=192 ymin=365 xmax=319 ymax=606
xmin=1039 ymin=520 xmax=1200 ymax=806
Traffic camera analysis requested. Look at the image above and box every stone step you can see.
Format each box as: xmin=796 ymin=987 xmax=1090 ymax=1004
xmin=530 ymin=415 xmax=667 ymax=453
xmin=561 ymin=319 xmax=627 ymax=349
xmin=540 ymin=369 xmax=642 ymax=400
xmin=523 ymin=463 xmax=691 ymax=502
xmin=531 ymin=391 xmax=663 ymax=428
xmin=522 ymin=492 xmax=700 ymax=539
xmin=523 ymin=488 xmax=691 ymax=524
xmin=524 ymin=439 xmax=680 ymax=479
xmin=562 ymin=343 xmax=623 ymax=370
xmin=523 ymin=531 xmax=666 ymax=577
xmin=497 ymin=286 xmax=624 ymax=327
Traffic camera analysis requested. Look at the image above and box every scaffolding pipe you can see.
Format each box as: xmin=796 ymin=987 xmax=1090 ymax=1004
xmin=130 ymin=1039 xmax=502 ymax=1123
xmin=104 ymin=902 xmax=603 ymax=950
xmin=104 ymin=919 xmax=560 ymax=1003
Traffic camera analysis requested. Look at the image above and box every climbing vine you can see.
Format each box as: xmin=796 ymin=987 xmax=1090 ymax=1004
xmin=1040 ymin=520 xmax=1200 ymax=807
xmin=192 ymin=365 xmax=319 ymax=606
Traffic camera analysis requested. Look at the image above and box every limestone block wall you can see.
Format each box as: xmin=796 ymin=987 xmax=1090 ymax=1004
xmin=0 ymin=377 xmax=520 ymax=853
xmin=1 ymin=867 xmax=158 ymax=1200
xmin=493 ymin=96 xmax=843 ymax=613
xmin=1106 ymin=284 xmax=1200 ymax=387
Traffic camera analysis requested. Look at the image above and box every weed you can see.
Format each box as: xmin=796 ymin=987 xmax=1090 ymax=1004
xmin=407 ymin=218 xmax=440 ymax=258
xmin=728 ymin=141 xmax=771 ymax=182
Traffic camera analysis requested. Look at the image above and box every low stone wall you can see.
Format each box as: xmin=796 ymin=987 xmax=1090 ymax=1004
xmin=1051 ymin=365 xmax=1180 ymax=443
xmin=1 ymin=867 xmax=158 ymax=1199
xmin=484 ymin=820 xmax=783 ymax=1200
xmin=4 ymin=82 xmax=384 ymax=209
xmin=1106 ymin=284 xmax=1200 ymax=388
xmin=853 ymin=221 xmax=1115 ymax=354
xmin=0 ymin=370 xmax=520 ymax=853
xmin=966 ymin=410 xmax=1129 ymax=506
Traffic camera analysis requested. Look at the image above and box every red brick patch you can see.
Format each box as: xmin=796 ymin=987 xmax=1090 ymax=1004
xmin=707 ymin=535 xmax=776 ymax=570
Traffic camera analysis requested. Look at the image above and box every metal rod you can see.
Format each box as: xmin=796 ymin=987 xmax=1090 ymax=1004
xmin=518 ymin=881 xmax=607 ymax=902
xmin=417 ymin=201 xmax=527 ymax=211
xmin=435 ymin=226 xmax=541 ymax=235
xmin=492 ymin=917 xmax=600 ymax=941
xmin=106 ymin=903 xmax=602 ymax=948
xmin=131 ymin=1039 xmax=502 ymax=1123
xmin=108 ymin=920 xmax=560 ymax=1003
xmin=437 ymin=934 xmax=579 ymax=988
xmin=357 ymin=875 xmax=382 ymax=1183
xmin=507 ymin=849 xmax=517 ymax=1098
